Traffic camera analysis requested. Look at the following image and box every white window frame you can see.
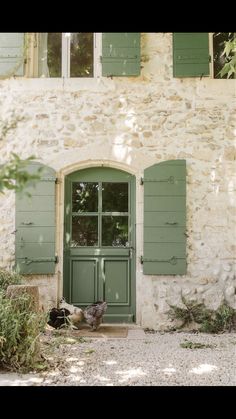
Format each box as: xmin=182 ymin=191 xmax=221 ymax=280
xmin=27 ymin=33 xmax=102 ymax=79
xmin=209 ymin=33 xmax=214 ymax=78
xmin=57 ymin=32 xmax=102 ymax=78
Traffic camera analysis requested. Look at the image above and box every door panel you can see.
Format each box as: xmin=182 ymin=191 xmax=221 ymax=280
xmin=64 ymin=167 xmax=136 ymax=323
xmin=71 ymin=259 xmax=97 ymax=304
xmin=104 ymin=259 xmax=130 ymax=305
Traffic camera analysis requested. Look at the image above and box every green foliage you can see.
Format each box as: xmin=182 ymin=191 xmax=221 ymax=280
xmin=0 ymin=153 xmax=42 ymax=194
xmin=180 ymin=340 xmax=214 ymax=349
xmin=168 ymin=295 xmax=236 ymax=333
xmin=0 ymin=292 xmax=47 ymax=371
xmin=219 ymin=33 xmax=236 ymax=79
xmin=0 ymin=269 xmax=23 ymax=295
xmin=200 ymin=303 xmax=236 ymax=333
xmin=168 ymin=295 xmax=212 ymax=328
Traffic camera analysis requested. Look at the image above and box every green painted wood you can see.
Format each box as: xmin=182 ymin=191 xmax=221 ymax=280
xmin=144 ymin=196 xmax=185 ymax=212
xmin=144 ymin=212 xmax=186 ymax=227
xmin=103 ymin=314 xmax=134 ymax=323
xmin=143 ymin=160 xmax=186 ymax=275
xmin=71 ymin=259 xmax=97 ymax=304
xmin=16 ymin=195 xmax=55 ymax=212
xmin=104 ymin=259 xmax=129 ymax=304
xmin=16 ymin=212 xmax=55 ymax=228
xmin=16 ymin=243 xmax=55 ymax=259
xmin=0 ymin=33 xmax=24 ymax=76
xmin=144 ymin=227 xmax=186 ymax=243
xmin=69 ymin=247 xmax=130 ymax=257
xmin=144 ymin=180 xmax=186 ymax=196
xmin=173 ymin=33 xmax=209 ymax=77
xmin=102 ymin=33 xmax=140 ymax=76
xmin=16 ymin=227 xmax=55 ymax=243
xmin=64 ymin=167 xmax=136 ymax=322
xmin=16 ymin=261 xmax=56 ymax=275
xmin=15 ymin=162 xmax=56 ymax=274
xmin=143 ymin=260 xmax=186 ymax=275
xmin=144 ymin=242 xmax=186 ymax=259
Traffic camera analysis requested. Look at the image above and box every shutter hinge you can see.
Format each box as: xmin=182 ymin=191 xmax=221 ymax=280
xmin=140 ymin=255 xmax=143 ymax=264
xmin=209 ymin=55 xmax=212 ymax=63
xmin=140 ymin=177 xmax=144 ymax=185
xmin=55 ymin=178 xmax=61 ymax=184
xmin=22 ymin=256 xmax=58 ymax=265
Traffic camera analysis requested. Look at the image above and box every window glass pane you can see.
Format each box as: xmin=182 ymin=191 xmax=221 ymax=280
xmin=72 ymin=182 xmax=98 ymax=213
xmin=72 ymin=216 xmax=98 ymax=247
xmin=70 ymin=33 xmax=94 ymax=77
xmin=102 ymin=183 xmax=128 ymax=212
xmin=102 ymin=216 xmax=128 ymax=246
xmin=213 ymin=32 xmax=234 ymax=79
xmin=38 ymin=33 xmax=61 ymax=77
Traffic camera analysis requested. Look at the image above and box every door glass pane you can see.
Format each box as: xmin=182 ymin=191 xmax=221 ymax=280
xmin=102 ymin=183 xmax=128 ymax=212
xmin=72 ymin=182 xmax=98 ymax=213
xmin=38 ymin=33 xmax=62 ymax=77
xmin=72 ymin=216 xmax=98 ymax=247
xmin=70 ymin=33 xmax=94 ymax=77
xmin=102 ymin=216 xmax=128 ymax=246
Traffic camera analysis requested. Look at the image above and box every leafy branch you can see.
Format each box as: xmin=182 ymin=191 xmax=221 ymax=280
xmin=219 ymin=33 xmax=236 ymax=79
xmin=0 ymin=153 xmax=42 ymax=194
xmin=0 ymin=114 xmax=42 ymax=194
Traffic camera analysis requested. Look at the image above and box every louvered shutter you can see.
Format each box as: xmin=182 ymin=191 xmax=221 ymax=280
xmin=0 ymin=33 xmax=24 ymax=77
xmin=15 ymin=162 xmax=57 ymax=274
xmin=143 ymin=160 xmax=186 ymax=275
xmin=102 ymin=33 xmax=140 ymax=76
xmin=173 ymin=33 xmax=209 ymax=77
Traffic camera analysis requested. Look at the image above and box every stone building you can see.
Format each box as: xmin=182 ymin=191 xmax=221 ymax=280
xmin=0 ymin=33 xmax=235 ymax=329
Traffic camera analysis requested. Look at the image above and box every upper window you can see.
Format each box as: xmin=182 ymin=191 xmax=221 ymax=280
xmin=37 ymin=33 xmax=94 ymax=78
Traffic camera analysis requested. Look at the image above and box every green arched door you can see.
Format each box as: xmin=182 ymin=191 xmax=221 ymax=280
xmin=63 ymin=167 xmax=136 ymax=323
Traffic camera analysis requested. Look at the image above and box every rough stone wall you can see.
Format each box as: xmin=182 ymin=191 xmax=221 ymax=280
xmin=0 ymin=33 xmax=235 ymax=327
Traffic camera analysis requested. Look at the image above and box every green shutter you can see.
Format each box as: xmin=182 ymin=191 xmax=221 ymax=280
xmin=102 ymin=33 xmax=140 ymax=76
xmin=143 ymin=160 xmax=186 ymax=275
xmin=173 ymin=33 xmax=209 ymax=77
xmin=0 ymin=33 xmax=24 ymax=77
xmin=15 ymin=162 xmax=56 ymax=274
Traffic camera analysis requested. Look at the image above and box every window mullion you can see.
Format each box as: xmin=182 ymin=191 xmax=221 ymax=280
xmin=62 ymin=33 xmax=70 ymax=78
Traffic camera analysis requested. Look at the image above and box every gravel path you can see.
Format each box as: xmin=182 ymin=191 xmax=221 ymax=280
xmin=0 ymin=328 xmax=235 ymax=386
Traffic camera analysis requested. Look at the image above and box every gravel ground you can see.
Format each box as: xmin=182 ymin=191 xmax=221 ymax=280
xmin=0 ymin=328 xmax=236 ymax=386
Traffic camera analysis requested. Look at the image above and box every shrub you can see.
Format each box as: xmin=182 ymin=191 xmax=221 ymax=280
xmin=0 ymin=269 xmax=22 ymax=294
xmin=0 ymin=292 xmax=47 ymax=371
xmin=168 ymin=295 xmax=212 ymax=328
xmin=168 ymin=295 xmax=236 ymax=334
xmin=200 ymin=303 xmax=236 ymax=333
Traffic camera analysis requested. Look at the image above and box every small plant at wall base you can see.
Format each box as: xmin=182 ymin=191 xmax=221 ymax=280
xmin=168 ymin=295 xmax=236 ymax=333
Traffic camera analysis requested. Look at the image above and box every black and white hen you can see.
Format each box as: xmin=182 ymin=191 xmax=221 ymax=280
xmin=48 ymin=307 xmax=70 ymax=329
xmin=83 ymin=301 xmax=107 ymax=331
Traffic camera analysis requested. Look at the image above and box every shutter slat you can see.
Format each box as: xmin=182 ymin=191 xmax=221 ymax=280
xmin=15 ymin=162 xmax=56 ymax=274
xmin=143 ymin=160 xmax=186 ymax=275
xmin=102 ymin=33 xmax=140 ymax=76
xmin=173 ymin=33 xmax=209 ymax=77
xmin=0 ymin=33 xmax=24 ymax=76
